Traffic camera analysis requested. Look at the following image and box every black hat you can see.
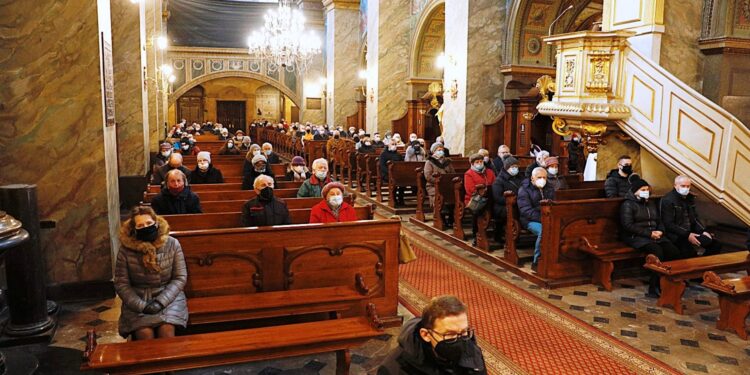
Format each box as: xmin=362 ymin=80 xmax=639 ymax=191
xmin=628 ymin=174 xmax=649 ymax=193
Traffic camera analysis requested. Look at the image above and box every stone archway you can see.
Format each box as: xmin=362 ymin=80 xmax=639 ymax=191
xmin=409 ymin=0 xmax=445 ymax=80
xmin=171 ymin=71 xmax=301 ymax=109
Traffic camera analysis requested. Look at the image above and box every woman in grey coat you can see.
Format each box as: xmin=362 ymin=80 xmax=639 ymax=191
xmin=423 ymin=142 xmax=456 ymax=207
xmin=115 ymin=206 xmax=188 ymax=339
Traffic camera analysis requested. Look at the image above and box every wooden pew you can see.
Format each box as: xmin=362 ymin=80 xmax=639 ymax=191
xmin=164 ymin=205 xmax=375 ymax=231
xmin=702 ymin=271 xmax=750 ymax=339
xmin=386 ymin=161 xmax=425 ymax=208
xmin=143 ymin=188 xmax=299 ymax=203
xmin=430 ymin=172 xmax=466 ymax=230
xmin=452 ymin=177 xmax=491 ymax=251
xmin=199 ymin=196 xmax=354 ymax=214
xmin=82 ymin=220 xmax=401 ymax=374
xmin=644 ymin=251 xmax=750 ymax=314
xmin=147 ymin=181 xmax=303 ymax=193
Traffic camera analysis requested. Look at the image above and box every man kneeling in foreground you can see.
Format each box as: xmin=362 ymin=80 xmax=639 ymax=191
xmin=378 ymin=295 xmax=486 ymax=374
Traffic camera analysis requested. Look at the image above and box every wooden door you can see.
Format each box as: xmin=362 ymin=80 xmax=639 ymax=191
xmin=217 ymin=101 xmax=246 ymax=134
xmin=291 ymin=105 xmax=300 ymax=123
xmin=177 ymin=86 xmax=204 ymax=124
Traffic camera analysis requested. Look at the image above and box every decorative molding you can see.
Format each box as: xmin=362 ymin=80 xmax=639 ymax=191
xmin=699 ymin=37 xmax=750 ymax=55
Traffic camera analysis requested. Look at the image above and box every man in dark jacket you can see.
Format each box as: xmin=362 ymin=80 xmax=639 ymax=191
xmin=152 ymin=153 xmax=191 ymax=186
xmin=241 ymin=175 xmax=291 ymax=227
xmin=380 ymin=140 xmax=405 ymax=205
xmin=517 ymin=167 xmax=555 ymax=270
xmin=604 ymin=155 xmax=633 ymax=198
xmin=242 ymin=154 xmax=276 ymax=190
xmin=151 ymin=170 xmax=202 ymax=215
xmin=261 ymin=143 xmax=281 ymax=164
xmin=189 ymin=151 xmax=224 ymax=184
xmin=491 ymin=156 xmax=523 ymax=243
xmin=378 ymin=295 xmax=486 ymax=375
xmin=491 ymin=145 xmax=511 ymax=175
xmin=660 ymin=175 xmax=721 ymax=257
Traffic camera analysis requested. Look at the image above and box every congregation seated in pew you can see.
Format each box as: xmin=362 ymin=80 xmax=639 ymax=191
xmin=491 ymin=144 xmax=512 ymax=174
xmin=464 ymin=153 xmax=495 ymax=246
xmin=477 ymin=148 xmax=493 ymax=173
xmin=152 ymin=153 xmax=191 ymax=185
xmin=241 ymin=175 xmax=291 ymax=227
xmin=543 ymin=156 xmax=568 ymax=191
xmin=491 ymin=156 xmax=522 ymax=243
xmin=242 ymin=154 xmax=276 ymax=190
xmin=380 ymin=139 xmax=405 ymax=205
xmin=310 ymin=182 xmax=357 ymax=223
xmin=660 ymin=175 xmax=722 ymax=257
xmin=262 ymin=142 xmax=281 ymax=164
xmin=605 ymin=155 xmax=634 ymax=198
xmin=524 ymin=150 xmax=549 ymax=179
xmin=188 ymin=151 xmax=224 ymax=184
xmin=285 ymin=156 xmax=310 ymax=182
xmin=405 ymin=139 xmax=426 ymax=162
xmin=517 ymin=167 xmax=555 ymax=270
xmin=298 ymin=158 xmax=334 ymax=198
xmin=151 ymin=170 xmax=202 ymax=215
xmin=217 ymin=139 xmax=241 ymax=155
xmin=115 ymin=206 xmax=188 ymax=341
xmin=238 ymin=136 xmax=253 ymax=152
xmin=424 ymin=142 xmax=455 ymax=208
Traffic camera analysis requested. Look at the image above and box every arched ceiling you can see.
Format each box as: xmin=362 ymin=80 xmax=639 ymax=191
xmin=414 ymin=3 xmax=445 ymax=79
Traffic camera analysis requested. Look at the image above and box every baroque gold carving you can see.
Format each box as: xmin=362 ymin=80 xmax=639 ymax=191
xmin=551 ymin=117 xmax=570 ymax=136
xmin=536 ymin=75 xmax=556 ymax=102
xmin=563 ymin=59 xmax=576 ymax=89
xmin=428 ymin=81 xmax=443 ymax=109
xmin=586 ymin=52 xmax=612 ymax=94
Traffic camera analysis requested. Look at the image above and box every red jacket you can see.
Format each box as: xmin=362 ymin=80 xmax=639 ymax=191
xmin=309 ymin=200 xmax=358 ymax=223
xmin=463 ymin=168 xmax=495 ymax=204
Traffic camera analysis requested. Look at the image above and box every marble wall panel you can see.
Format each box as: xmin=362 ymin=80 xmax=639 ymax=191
xmin=377 ymin=0 xmax=411 ymax=134
xmin=328 ymin=7 xmax=361 ymax=127
xmin=111 ymin=0 xmax=148 ymax=176
xmin=365 ymin=0 xmax=379 ymax=133
xmin=0 ymin=0 xmax=119 ymax=284
xmin=442 ymin=0 xmax=469 ymax=154
xmin=660 ymin=0 xmax=704 ymax=92
xmin=145 ymin=0 xmax=166 ymax=150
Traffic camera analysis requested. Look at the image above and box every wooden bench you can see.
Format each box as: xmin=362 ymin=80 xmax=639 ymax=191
xmin=430 ymin=172 xmax=465 ymax=231
xmin=147 ymin=181 xmax=303 ymax=193
xmin=452 ymin=177 xmax=491 ymax=251
xmin=415 ymin=163 xmax=469 ymax=222
xmin=644 ymin=251 xmax=750 ymax=314
xmin=163 ymin=205 xmax=374 ymax=231
xmin=386 ymin=161 xmax=425 ymax=208
xmin=199 ymin=196 xmax=354 ymax=213
xmin=143 ymin=188 xmax=299 ymax=203
xmin=702 ymin=271 xmax=750 ymax=339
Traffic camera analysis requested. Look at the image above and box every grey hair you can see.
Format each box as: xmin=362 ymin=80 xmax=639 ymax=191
xmin=531 ymin=167 xmax=548 ymax=178
xmin=312 ymin=158 xmax=328 ymax=170
xmin=253 ymin=174 xmax=274 ymax=189
xmin=168 ymin=153 xmax=183 ymax=164
xmin=262 ymin=142 xmax=273 ymax=149
xmin=165 ymin=169 xmax=188 ymax=185
xmin=674 ymin=175 xmax=691 ymax=184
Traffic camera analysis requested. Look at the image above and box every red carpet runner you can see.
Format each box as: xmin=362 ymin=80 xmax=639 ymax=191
xmin=398 ymin=241 xmax=680 ymax=375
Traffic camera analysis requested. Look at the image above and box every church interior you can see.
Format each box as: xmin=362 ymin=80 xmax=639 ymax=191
xmin=2 ymin=0 xmax=750 ymax=374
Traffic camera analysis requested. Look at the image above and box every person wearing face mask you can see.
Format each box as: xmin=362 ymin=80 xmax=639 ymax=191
xmin=358 ymin=137 xmax=376 ymax=154
xmin=524 ymin=150 xmax=550 ymax=178
xmin=297 ymin=158 xmax=334 ymax=198
xmin=326 ymin=130 xmax=346 ymax=164
xmin=233 ymin=130 xmax=245 ymax=143
xmin=353 ymin=135 xmax=362 ymax=150
xmin=464 ymin=154 xmax=496 ymax=246
xmin=435 ymin=136 xmax=451 ymax=156
xmin=620 ymin=175 xmax=681 ymax=297
xmin=492 ymin=145 xmax=511 ymax=175
xmin=517 ymin=167 xmax=555 ymax=271
xmin=285 ymin=156 xmax=310 ymax=182
xmin=567 ymin=133 xmax=584 ymax=173
xmin=309 ymin=182 xmax=357 ymax=223
xmin=218 ymin=139 xmax=240 ymax=155
xmin=218 ymin=128 xmax=230 ymax=141
xmin=179 ymin=137 xmax=200 ymax=156
xmin=348 ymin=126 xmax=357 ymax=139
xmin=156 ymin=142 xmax=173 ymax=164
xmin=313 ymin=126 xmax=329 ymax=140
xmin=491 ymin=156 xmax=523 ymax=243
xmin=380 ymin=140 xmax=406 ymax=204
xmin=378 ymin=295 xmax=486 ymax=375
xmin=115 ymin=206 xmax=188 ymax=341
xmin=189 ymin=151 xmax=224 ymax=184
xmin=605 ymin=155 xmax=634 ymax=198
xmin=372 ymin=132 xmax=385 ymax=148
xmin=660 ymin=175 xmax=721 ymax=258
xmin=544 ymin=156 xmax=568 ymax=191
xmin=424 ymin=143 xmax=456 ymax=222
xmin=393 ymin=133 xmax=405 ymax=147
xmin=241 ymin=154 xmax=276 ymax=190
xmin=261 ymin=143 xmax=281 ymax=164
xmin=240 ymin=175 xmax=290 ymax=227
xmin=152 ymin=153 xmax=192 ymax=186
xmin=405 ymin=140 xmax=426 ymax=162
xmin=239 ymin=136 xmax=253 ymax=152
xmin=242 ymin=144 xmax=263 ymax=177
xmin=477 ymin=149 xmax=493 ymax=173
xmin=303 ymin=127 xmax=314 ymax=141
xmin=151 ymin=170 xmax=202 ymax=215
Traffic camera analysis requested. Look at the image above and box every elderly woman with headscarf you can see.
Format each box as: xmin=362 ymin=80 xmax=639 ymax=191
xmin=218 ymin=139 xmax=240 ymax=155
xmin=285 ymin=156 xmax=310 ymax=182
xmin=309 ymin=182 xmax=357 ymax=223
xmin=189 ymin=151 xmax=224 ymax=184
xmin=423 ymin=142 xmax=455 ymax=208
xmin=242 ymin=154 xmax=276 ymax=190
xmin=115 ymin=206 xmax=188 ymax=340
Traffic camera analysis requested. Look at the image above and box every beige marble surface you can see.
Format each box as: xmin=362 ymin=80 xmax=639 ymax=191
xmin=464 ymin=0 xmax=507 ymax=154
xmin=0 ymin=0 xmax=117 ymax=284
xmin=660 ymin=0 xmax=704 ymax=92
xmin=112 ymin=0 xmax=147 ymax=176
xmin=145 ymin=0 xmax=166 ymax=150
xmin=376 ymin=0 xmax=411 ymax=134
xmin=327 ymin=6 xmax=361 ymax=127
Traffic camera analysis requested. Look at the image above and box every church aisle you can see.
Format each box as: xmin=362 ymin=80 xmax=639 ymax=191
xmin=402 ymin=222 xmax=750 ymax=374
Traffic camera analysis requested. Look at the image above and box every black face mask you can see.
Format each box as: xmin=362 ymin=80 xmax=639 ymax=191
xmin=621 ymin=165 xmax=633 ymax=175
xmin=259 ymin=187 xmax=274 ymax=202
xmin=434 ymin=339 xmax=469 ymax=363
xmin=135 ymin=224 xmax=159 ymax=242
xmin=334 ymin=135 xmax=340 ymax=139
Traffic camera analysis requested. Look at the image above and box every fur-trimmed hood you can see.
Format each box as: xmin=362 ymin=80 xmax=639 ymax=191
xmin=119 ymin=216 xmax=171 ymax=252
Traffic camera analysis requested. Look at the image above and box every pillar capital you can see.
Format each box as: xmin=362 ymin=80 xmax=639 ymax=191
xmin=322 ymin=0 xmax=360 ymax=12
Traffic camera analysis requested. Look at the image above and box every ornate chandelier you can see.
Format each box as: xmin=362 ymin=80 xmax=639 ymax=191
xmin=247 ymin=0 xmax=321 ymax=74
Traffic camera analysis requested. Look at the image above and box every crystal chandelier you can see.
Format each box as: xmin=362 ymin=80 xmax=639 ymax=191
xmin=247 ymin=0 xmax=321 ymax=74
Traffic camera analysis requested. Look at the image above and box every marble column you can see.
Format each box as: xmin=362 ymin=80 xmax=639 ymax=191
xmin=365 ymin=0 xmax=379 ymax=133
xmin=298 ymin=0 xmax=326 ymax=125
xmin=324 ymin=0 xmax=361 ymax=127
xmin=376 ymin=0 xmax=411 ymax=134
xmin=0 ymin=0 xmax=121 ymax=284
xmin=145 ymin=0 xmax=167 ymax=151
xmin=111 ymin=0 xmax=149 ymax=176
xmin=442 ymin=0 xmax=469 ymax=154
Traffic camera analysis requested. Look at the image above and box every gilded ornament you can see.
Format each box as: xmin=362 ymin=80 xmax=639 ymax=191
xmin=535 ymin=75 xmax=556 ymax=102
xmin=563 ymin=59 xmax=575 ymax=89
xmin=551 ymin=117 xmax=571 ymax=136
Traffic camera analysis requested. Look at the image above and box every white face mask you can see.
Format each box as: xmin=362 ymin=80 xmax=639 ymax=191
xmin=293 ymin=166 xmax=304 ymax=173
xmin=677 ymin=187 xmax=690 ymax=196
xmin=161 ymin=150 xmax=171 ymax=157
xmin=638 ymin=190 xmax=650 ymax=199
xmin=508 ymin=167 xmax=519 ymax=176
xmin=548 ymin=167 xmax=558 ymax=176
xmin=328 ymin=195 xmax=343 ymax=207
xmin=227 ymin=143 xmax=234 ymax=148
xmin=182 ymin=145 xmax=190 ymax=150
xmin=410 ymin=136 xmax=417 ymax=142
xmin=315 ymin=170 xmax=327 ymax=179
xmin=535 ymin=178 xmax=547 ymax=188
xmin=253 ymin=150 xmax=260 ymax=156
xmin=198 ymin=161 xmax=209 ymax=171
xmin=388 ymin=145 xmax=397 ymax=151
xmin=364 ymin=142 xmax=372 ymax=146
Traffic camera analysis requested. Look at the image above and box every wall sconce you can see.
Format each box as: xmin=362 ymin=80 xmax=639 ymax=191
xmin=357 ymin=70 xmax=369 ymax=98
xmin=445 ymin=79 xmax=458 ymax=100
xmin=144 ymin=63 xmax=176 ymax=95
xmin=319 ymin=77 xmax=327 ymax=97
xmin=368 ymin=88 xmax=375 ymax=103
